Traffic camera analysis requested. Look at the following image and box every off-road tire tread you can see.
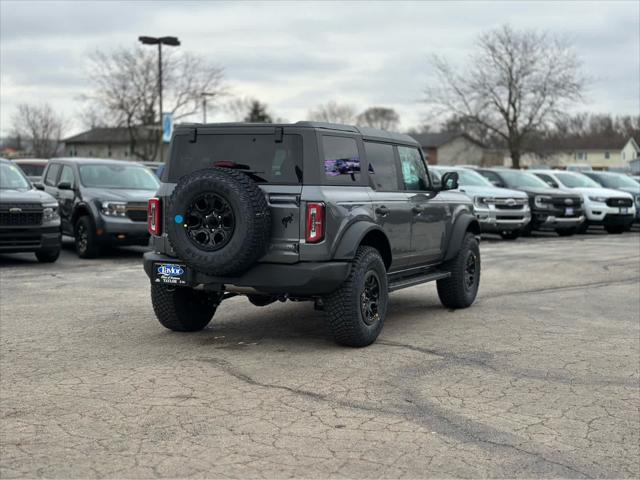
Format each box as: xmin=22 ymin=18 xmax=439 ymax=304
xmin=151 ymin=284 xmax=219 ymax=332
xmin=167 ymin=168 xmax=271 ymax=276
xmin=323 ymin=246 xmax=388 ymax=347
xmin=437 ymin=233 xmax=480 ymax=309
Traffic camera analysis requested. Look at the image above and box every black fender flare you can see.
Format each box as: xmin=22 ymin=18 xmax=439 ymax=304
xmin=332 ymin=221 xmax=387 ymax=261
xmin=444 ymin=213 xmax=480 ymax=261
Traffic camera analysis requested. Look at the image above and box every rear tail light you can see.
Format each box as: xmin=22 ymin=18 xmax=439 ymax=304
xmin=148 ymin=198 xmax=162 ymax=235
xmin=306 ymin=202 xmax=325 ymax=243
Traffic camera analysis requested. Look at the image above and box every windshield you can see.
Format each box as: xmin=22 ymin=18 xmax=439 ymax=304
xmin=433 ymin=168 xmax=491 ymax=187
xmin=0 ymin=163 xmax=31 ymax=190
xmin=17 ymin=163 xmax=46 ymax=177
xmin=554 ymin=172 xmax=600 ymax=188
xmin=79 ymin=164 xmax=160 ymax=189
xmin=499 ymin=170 xmax=550 ymax=188
xmin=169 ymin=133 xmax=303 ymax=184
xmin=590 ymin=173 xmax=638 ymax=189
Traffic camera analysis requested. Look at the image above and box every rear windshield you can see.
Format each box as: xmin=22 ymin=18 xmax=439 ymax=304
xmin=17 ymin=163 xmax=46 ymax=177
xmin=169 ymin=134 xmax=303 ymax=184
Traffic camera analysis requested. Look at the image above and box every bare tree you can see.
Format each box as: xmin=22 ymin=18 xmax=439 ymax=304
xmin=11 ymin=103 xmax=67 ymax=158
xmin=307 ymin=101 xmax=357 ymax=124
xmin=425 ymin=25 xmax=586 ymax=168
xmin=356 ymin=107 xmax=400 ymax=131
xmin=85 ymin=45 xmax=225 ymax=161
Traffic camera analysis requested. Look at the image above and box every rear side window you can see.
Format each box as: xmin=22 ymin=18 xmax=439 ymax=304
xmin=44 ymin=163 xmax=61 ymax=186
xmin=169 ymin=134 xmax=302 ymax=184
xmin=364 ymin=142 xmax=398 ymax=191
xmin=322 ymin=136 xmax=361 ymax=184
xmin=398 ymin=146 xmax=429 ymax=191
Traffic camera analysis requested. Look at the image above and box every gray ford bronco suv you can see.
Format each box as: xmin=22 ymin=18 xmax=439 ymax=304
xmin=144 ymin=122 xmax=481 ymax=347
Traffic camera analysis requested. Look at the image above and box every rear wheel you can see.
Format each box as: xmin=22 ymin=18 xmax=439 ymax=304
xmin=499 ymin=230 xmax=520 ymax=240
xmin=437 ymin=233 xmax=480 ymax=309
xmin=35 ymin=248 xmax=60 ymax=263
xmin=75 ymin=216 xmax=100 ymax=258
xmin=151 ymin=284 xmax=221 ymax=332
xmin=323 ymin=246 xmax=388 ymax=347
xmin=556 ymin=228 xmax=576 ymax=237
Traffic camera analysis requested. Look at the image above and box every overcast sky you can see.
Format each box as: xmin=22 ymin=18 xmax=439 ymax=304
xmin=1 ymin=0 xmax=638 ymax=137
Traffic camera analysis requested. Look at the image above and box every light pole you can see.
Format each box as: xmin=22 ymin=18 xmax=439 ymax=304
xmin=201 ymin=92 xmax=217 ymax=124
xmin=138 ymin=36 xmax=180 ymax=162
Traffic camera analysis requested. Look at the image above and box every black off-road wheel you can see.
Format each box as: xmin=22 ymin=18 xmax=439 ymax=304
xmin=166 ymin=168 xmax=271 ymax=276
xmin=323 ymin=246 xmax=388 ymax=347
xmin=499 ymin=230 xmax=520 ymax=240
xmin=151 ymin=284 xmax=221 ymax=332
xmin=35 ymin=248 xmax=61 ymax=263
xmin=75 ymin=216 xmax=100 ymax=258
xmin=437 ymin=233 xmax=480 ymax=309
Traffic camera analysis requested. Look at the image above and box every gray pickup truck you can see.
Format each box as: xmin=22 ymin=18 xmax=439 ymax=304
xmin=144 ymin=122 xmax=481 ymax=347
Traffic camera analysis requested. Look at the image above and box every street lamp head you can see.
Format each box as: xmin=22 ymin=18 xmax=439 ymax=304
xmin=138 ymin=36 xmax=160 ymax=45
xmin=159 ymin=36 xmax=180 ymax=46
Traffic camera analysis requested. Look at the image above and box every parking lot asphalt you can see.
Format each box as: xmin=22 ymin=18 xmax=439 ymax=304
xmin=1 ymin=231 xmax=639 ymax=479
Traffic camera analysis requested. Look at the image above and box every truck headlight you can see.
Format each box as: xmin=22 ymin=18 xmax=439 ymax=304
xmin=534 ymin=195 xmax=551 ymax=209
xmin=101 ymin=201 xmax=127 ymax=217
xmin=588 ymin=196 xmax=607 ymax=203
xmin=42 ymin=203 xmax=60 ymax=222
xmin=474 ymin=196 xmax=494 ymax=208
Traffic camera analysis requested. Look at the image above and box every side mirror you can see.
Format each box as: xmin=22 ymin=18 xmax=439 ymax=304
xmin=440 ymin=171 xmax=459 ymax=191
xmin=57 ymin=181 xmax=72 ymax=190
xmin=33 ymin=183 xmax=45 ymax=191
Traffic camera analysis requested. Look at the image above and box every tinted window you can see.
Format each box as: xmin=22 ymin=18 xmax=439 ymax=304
xmin=364 ymin=142 xmax=398 ymax=191
xmin=535 ymin=173 xmax=558 ymax=188
xmin=398 ymin=146 xmax=429 ymax=190
xmin=17 ymin=163 xmax=45 ymax=177
xmin=323 ymin=136 xmax=360 ymax=184
xmin=59 ymin=165 xmax=75 ymax=187
xmin=79 ymin=164 xmax=159 ymax=190
xmin=170 ymin=134 xmax=302 ymax=184
xmin=44 ymin=163 xmax=61 ymax=186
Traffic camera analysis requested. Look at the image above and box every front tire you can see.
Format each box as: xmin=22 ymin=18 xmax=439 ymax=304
xmin=437 ymin=233 xmax=480 ymax=309
xmin=35 ymin=248 xmax=60 ymax=263
xmin=75 ymin=216 xmax=100 ymax=258
xmin=151 ymin=284 xmax=221 ymax=332
xmin=323 ymin=246 xmax=388 ymax=347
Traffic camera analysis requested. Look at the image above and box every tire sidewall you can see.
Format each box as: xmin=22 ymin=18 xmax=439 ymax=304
xmin=353 ymin=250 xmax=388 ymax=339
xmin=461 ymin=235 xmax=481 ymax=302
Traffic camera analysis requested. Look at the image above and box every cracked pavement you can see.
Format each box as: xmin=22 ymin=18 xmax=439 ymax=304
xmin=1 ymin=231 xmax=639 ymax=478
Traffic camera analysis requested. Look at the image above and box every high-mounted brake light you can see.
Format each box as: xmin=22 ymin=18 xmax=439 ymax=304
xmin=306 ymin=202 xmax=325 ymax=243
xmin=148 ymin=198 xmax=162 ymax=236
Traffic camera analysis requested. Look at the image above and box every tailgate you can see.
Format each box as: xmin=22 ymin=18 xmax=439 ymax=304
xmin=259 ymin=185 xmax=302 ymax=263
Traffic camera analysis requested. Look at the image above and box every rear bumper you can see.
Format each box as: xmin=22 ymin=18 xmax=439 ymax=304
xmin=0 ymin=226 xmax=61 ymax=253
xmin=143 ymin=251 xmax=351 ymax=296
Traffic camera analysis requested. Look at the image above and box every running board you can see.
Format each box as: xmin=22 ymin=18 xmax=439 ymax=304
xmin=388 ymin=270 xmax=451 ymax=292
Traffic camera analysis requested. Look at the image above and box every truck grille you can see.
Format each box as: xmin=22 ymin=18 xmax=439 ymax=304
xmin=606 ymin=197 xmax=632 ymax=207
xmin=0 ymin=203 xmax=43 ymax=226
xmin=494 ymin=198 xmax=527 ymax=210
xmin=126 ymin=202 xmax=148 ymax=222
xmin=551 ymin=197 xmax=582 ymax=209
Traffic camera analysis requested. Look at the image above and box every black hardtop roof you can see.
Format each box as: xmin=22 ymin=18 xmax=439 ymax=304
xmin=174 ymin=121 xmax=420 ymax=147
xmin=50 ymin=157 xmax=150 ymax=167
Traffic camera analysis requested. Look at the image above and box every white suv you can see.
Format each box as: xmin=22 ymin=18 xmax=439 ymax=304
xmin=533 ymin=171 xmax=635 ymax=233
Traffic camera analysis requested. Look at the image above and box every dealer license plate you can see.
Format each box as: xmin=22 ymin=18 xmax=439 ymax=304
xmin=153 ymin=262 xmax=188 ymax=286
xmin=565 ymin=207 xmax=574 ymax=216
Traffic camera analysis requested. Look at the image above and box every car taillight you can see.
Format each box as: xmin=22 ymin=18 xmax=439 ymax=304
xmin=148 ymin=198 xmax=162 ymax=235
xmin=306 ymin=202 xmax=325 ymax=243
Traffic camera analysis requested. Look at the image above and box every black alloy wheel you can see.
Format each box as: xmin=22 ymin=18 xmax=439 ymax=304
xmin=464 ymin=252 xmax=478 ymax=291
xmin=360 ymin=270 xmax=381 ymax=326
xmin=184 ymin=193 xmax=236 ymax=251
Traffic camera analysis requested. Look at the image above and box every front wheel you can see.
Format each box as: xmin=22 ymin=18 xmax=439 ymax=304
xmin=437 ymin=233 xmax=480 ymax=309
xmin=151 ymin=284 xmax=221 ymax=332
xmin=75 ymin=216 xmax=100 ymax=258
xmin=35 ymin=248 xmax=61 ymax=263
xmin=323 ymin=246 xmax=388 ymax=347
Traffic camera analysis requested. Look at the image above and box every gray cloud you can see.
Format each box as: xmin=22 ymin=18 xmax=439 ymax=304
xmin=1 ymin=0 xmax=638 ymax=136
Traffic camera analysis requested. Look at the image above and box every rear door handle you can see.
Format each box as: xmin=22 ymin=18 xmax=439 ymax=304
xmin=412 ymin=206 xmax=424 ymax=214
xmin=375 ymin=206 xmax=389 ymax=216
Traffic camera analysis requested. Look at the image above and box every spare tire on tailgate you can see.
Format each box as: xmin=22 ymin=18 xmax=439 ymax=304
xmin=166 ymin=168 xmax=271 ymax=276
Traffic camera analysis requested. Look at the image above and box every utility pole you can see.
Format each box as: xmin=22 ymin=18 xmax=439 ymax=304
xmin=201 ymin=92 xmax=217 ymax=124
xmin=138 ymin=36 xmax=180 ymax=162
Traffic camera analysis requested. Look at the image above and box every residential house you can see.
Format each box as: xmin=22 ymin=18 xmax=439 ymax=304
xmin=63 ymin=127 xmax=168 ymax=161
xmin=410 ymin=132 xmax=494 ymax=166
